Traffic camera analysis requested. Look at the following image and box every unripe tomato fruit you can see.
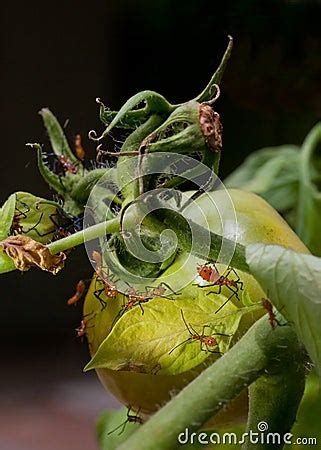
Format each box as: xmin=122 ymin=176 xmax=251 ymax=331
xmin=84 ymin=189 xmax=308 ymax=426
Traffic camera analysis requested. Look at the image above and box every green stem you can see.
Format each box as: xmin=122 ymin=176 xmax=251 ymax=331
xmin=243 ymin=356 xmax=306 ymax=450
xmin=118 ymin=316 xmax=303 ymax=450
xmin=155 ymin=208 xmax=249 ymax=272
xmin=47 ymin=217 xmax=120 ymax=254
xmin=117 ymin=114 xmax=165 ymax=200
xmin=46 ymin=199 xmax=248 ymax=271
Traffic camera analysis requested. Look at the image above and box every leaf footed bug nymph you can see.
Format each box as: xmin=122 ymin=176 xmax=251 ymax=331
xmin=261 ymin=298 xmax=282 ymax=329
xmin=67 ymin=280 xmax=86 ymax=306
xmin=122 ymin=282 xmax=178 ymax=315
xmin=196 ymin=263 xmax=244 ymax=314
xmin=196 ymin=262 xmax=220 ymax=283
xmin=169 ymin=310 xmax=229 ymax=355
xmin=91 ymin=251 xmax=119 ymax=310
xmin=75 ymin=311 xmax=96 ymax=339
xmin=111 ymin=282 xmax=178 ymax=328
xmin=145 ymin=281 xmax=179 ymax=298
xmin=107 ymin=406 xmax=143 ymax=435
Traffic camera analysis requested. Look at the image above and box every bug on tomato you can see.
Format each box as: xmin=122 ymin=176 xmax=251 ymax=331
xmin=107 ymin=406 xmax=143 ymax=435
xmin=169 ymin=310 xmax=229 ymax=355
xmin=261 ymin=298 xmax=282 ymax=329
xmin=91 ymin=251 xmax=119 ymax=310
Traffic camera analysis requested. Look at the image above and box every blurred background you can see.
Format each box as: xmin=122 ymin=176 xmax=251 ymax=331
xmin=1 ymin=1 xmax=321 ymax=449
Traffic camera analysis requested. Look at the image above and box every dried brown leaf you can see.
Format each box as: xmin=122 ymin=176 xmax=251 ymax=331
xmin=0 ymin=235 xmax=66 ymax=274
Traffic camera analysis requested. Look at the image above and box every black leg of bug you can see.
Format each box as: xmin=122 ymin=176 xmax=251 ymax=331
xmin=225 ymin=267 xmax=244 ymax=291
xmin=212 ymin=288 xmax=239 ymax=314
xmin=138 ymin=302 xmax=145 ymax=315
xmin=19 ymin=210 xmax=64 ymax=238
xmin=108 ymin=407 xmax=143 ymax=436
xmin=202 ymin=324 xmax=231 ymax=337
xmin=158 ymin=282 xmax=180 ymax=296
xmin=93 ymin=286 xmax=107 ymax=311
xmin=111 ymin=309 xmax=123 ymax=329
xmin=201 ymin=343 xmax=222 ymax=354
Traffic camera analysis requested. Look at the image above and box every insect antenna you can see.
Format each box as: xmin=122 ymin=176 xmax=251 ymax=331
xmin=180 ymin=309 xmax=195 ymax=336
xmin=168 ymin=337 xmax=192 ymax=355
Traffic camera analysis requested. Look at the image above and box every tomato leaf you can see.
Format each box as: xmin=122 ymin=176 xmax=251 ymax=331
xmin=225 ymin=145 xmax=300 ymax=213
xmin=84 ymin=290 xmax=258 ymax=376
xmin=246 ymin=243 xmax=321 ymax=377
xmin=296 ymin=123 xmax=321 ymax=256
xmin=0 ymin=193 xmax=15 ymax=240
xmin=0 ymin=194 xmax=16 ymax=273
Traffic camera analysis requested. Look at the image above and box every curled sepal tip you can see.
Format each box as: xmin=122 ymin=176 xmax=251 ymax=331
xmin=90 ymin=90 xmax=174 ymax=142
xmin=194 ymin=35 xmax=233 ymax=103
xmin=0 ymin=235 xmax=66 ymax=274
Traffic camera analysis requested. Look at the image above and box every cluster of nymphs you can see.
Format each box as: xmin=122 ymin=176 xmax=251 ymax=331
xmin=69 ymin=251 xmax=279 ymax=353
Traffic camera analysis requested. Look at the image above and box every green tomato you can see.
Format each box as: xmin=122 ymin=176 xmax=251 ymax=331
xmin=84 ymin=189 xmax=308 ymax=425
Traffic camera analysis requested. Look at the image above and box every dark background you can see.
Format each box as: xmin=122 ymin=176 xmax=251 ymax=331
xmin=1 ymin=1 xmax=321 ymax=449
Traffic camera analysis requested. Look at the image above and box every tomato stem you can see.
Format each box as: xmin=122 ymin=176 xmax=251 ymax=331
xmin=118 ymin=314 xmax=304 ymax=450
xmin=47 ymin=217 xmax=120 ymax=254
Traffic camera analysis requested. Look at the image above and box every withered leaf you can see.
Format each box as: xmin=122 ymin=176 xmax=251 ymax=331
xmin=0 ymin=235 xmax=66 ymax=274
xmin=199 ymin=104 xmax=222 ymax=153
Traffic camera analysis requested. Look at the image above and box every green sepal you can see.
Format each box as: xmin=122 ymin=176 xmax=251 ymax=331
xmin=99 ymin=99 xmax=150 ymax=129
xmin=70 ymin=168 xmax=118 ymax=204
xmin=93 ymin=91 xmax=174 ymax=140
xmin=39 ymin=108 xmax=80 ymax=165
xmin=27 ymin=143 xmax=85 ymax=216
xmin=27 ymin=143 xmax=66 ymax=195
xmin=116 ymin=114 xmax=165 ymax=200
xmin=97 ymin=35 xmax=233 ymax=135
xmin=193 ymin=35 xmax=233 ymax=103
xmin=102 ymin=235 xmax=163 ymax=282
xmin=140 ymin=101 xmax=222 ymax=176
